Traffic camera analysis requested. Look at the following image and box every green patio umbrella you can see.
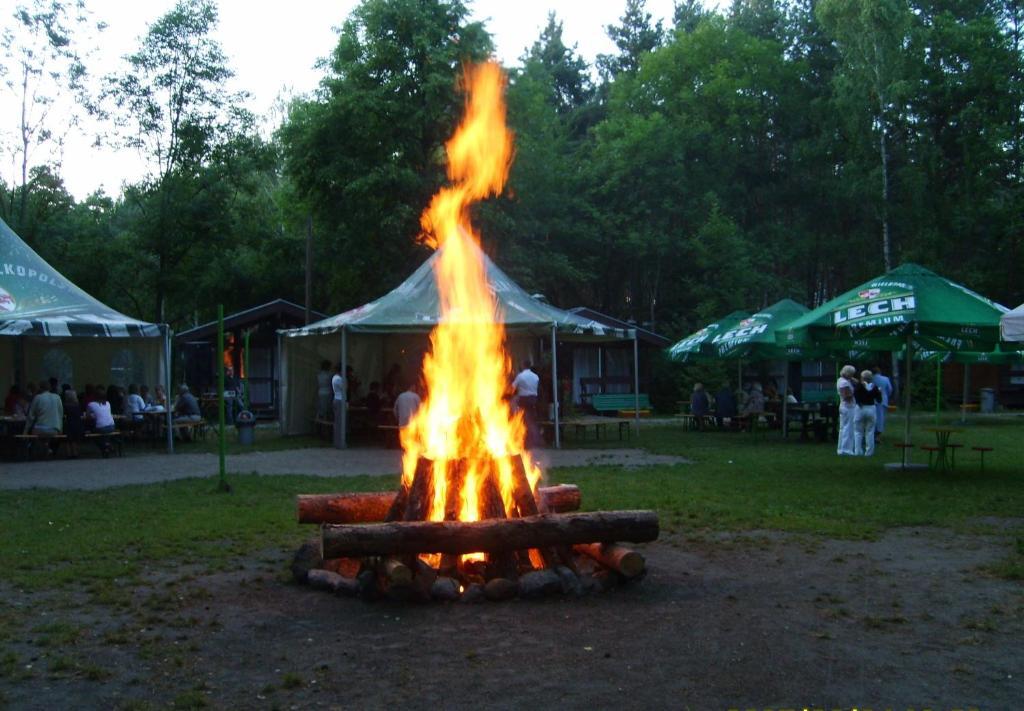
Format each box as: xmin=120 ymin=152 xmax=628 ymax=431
xmin=667 ymin=310 xmax=751 ymax=363
xmin=777 ymin=263 xmax=1009 ymax=465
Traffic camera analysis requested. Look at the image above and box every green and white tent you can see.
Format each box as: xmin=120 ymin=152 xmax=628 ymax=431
xmin=0 ymin=217 xmax=173 ymax=450
xmin=277 ymin=232 xmax=634 ymax=440
xmin=1003 ymin=303 xmax=1024 ymax=342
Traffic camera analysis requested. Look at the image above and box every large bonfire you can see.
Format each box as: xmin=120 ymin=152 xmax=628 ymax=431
xmin=399 ymin=61 xmax=542 ymax=535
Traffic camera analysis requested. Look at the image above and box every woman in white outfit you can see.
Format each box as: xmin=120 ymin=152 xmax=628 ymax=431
xmin=836 ymin=365 xmax=858 ymax=455
xmin=853 ymin=370 xmax=882 ymax=456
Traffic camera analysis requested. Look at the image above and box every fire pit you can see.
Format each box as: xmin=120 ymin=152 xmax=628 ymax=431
xmin=292 ymin=62 xmax=658 ymax=602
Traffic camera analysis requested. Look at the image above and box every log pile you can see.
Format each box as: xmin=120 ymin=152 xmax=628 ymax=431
xmin=292 ymin=457 xmax=658 ymax=603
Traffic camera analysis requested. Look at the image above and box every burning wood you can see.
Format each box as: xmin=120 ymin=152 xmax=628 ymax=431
xmin=290 ymin=63 xmax=659 ymax=602
xmin=321 ymin=511 xmax=658 ymax=558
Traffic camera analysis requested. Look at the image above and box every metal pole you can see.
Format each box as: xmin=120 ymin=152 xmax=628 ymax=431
xmin=935 ymin=354 xmax=941 ymax=424
xmin=903 ymin=331 xmax=912 ymax=467
xmin=244 ymin=330 xmax=251 ymax=411
xmin=632 ymin=330 xmax=640 ymax=434
xmin=164 ymin=326 xmax=174 ymax=454
xmin=551 ymin=326 xmax=560 ymax=449
xmin=961 ymin=363 xmax=969 ymax=423
xmin=340 ymin=327 xmax=348 ymax=449
xmin=782 ymin=361 xmax=789 ymax=438
xmin=217 ymin=305 xmax=228 ymax=491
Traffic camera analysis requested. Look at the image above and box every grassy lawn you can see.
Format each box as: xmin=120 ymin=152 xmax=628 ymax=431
xmin=1 ymin=413 xmax=1021 ymax=597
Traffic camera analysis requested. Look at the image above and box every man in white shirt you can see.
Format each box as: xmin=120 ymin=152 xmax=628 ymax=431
xmin=331 ymin=363 xmax=345 ymax=449
xmin=393 ymin=382 xmax=422 ymax=429
xmin=512 ymin=362 xmax=541 ymax=447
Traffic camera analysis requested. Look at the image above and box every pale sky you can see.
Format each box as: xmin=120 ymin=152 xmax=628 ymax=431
xmin=2 ymin=0 xmax=724 ymax=199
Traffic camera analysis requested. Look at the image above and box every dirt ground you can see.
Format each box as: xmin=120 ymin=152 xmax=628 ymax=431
xmin=2 ymin=526 xmax=1022 ymax=710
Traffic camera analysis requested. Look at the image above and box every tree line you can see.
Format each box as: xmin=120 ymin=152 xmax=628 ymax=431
xmin=2 ymin=0 xmax=1022 ymax=340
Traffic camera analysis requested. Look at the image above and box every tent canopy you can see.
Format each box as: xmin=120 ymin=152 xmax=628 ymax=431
xmin=777 ymin=263 xmax=1008 ymax=352
xmin=280 ymin=233 xmax=631 ymax=341
xmin=0 ymin=218 xmax=161 ymax=338
xmin=1002 ymin=303 xmax=1024 ymax=342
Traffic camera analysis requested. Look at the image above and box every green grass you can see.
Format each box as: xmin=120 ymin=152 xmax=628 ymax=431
xmin=0 ymin=414 xmax=1020 ymax=594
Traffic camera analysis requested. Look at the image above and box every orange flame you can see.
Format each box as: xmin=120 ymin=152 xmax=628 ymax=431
xmin=400 ymin=62 xmax=542 ymax=554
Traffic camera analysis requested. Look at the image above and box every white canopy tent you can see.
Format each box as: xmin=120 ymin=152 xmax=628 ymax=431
xmin=278 ymin=234 xmax=635 ymax=446
xmin=0 ymin=218 xmax=173 ymax=452
xmin=1002 ymin=303 xmax=1024 ymax=342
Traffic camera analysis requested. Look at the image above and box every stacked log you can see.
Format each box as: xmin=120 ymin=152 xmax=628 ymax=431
xmin=291 ymin=457 xmax=657 ymax=602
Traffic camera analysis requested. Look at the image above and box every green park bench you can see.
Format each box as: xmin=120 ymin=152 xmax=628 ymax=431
xmin=591 ymin=393 xmax=652 ymax=416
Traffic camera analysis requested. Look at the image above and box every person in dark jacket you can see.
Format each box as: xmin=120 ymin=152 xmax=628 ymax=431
xmin=715 ymin=383 xmax=737 ymax=428
xmin=690 ymin=383 xmax=710 ymax=429
xmin=853 ymin=370 xmax=882 ymax=456
xmin=63 ymin=388 xmax=84 ymax=459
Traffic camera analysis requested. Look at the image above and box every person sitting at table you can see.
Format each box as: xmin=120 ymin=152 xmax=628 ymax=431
xmin=106 ymin=384 xmax=125 ymax=416
xmin=763 ymin=379 xmax=779 ymax=401
xmin=125 ymin=384 xmax=146 ymax=423
xmin=139 ymin=385 xmax=153 ymax=407
xmin=4 ymin=385 xmax=22 ymax=416
xmin=690 ymin=382 xmax=711 ymax=429
xmin=173 ymin=385 xmax=202 ymax=441
xmin=63 ymin=388 xmax=84 ymax=459
xmin=714 ymin=383 xmax=737 ymax=427
xmin=785 ymin=388 xmax=799 ymax=405
xmin=364 ymin=381 xmax=383 ymax=422
xmin=81 ymin=384 xmax=96 ymax=408
xmin=26 ymin=380 xmax=64 ymax=455
xmin=86 ymin=389 xmax=116 ymax=457
xmin=743 ymin=382 xmax=766 ymax=416
xmin=152 ymin=384 xmax=168 ymax=410
xmin=393 ymin=381 xmax=422 ymax=431
xmin=853 ymin=370 xmax=882 ymax=456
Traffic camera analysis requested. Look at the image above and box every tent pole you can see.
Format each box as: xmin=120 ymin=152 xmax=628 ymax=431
xmin=551 ymin=325 xmax=560 ymax=449
xmin=961 ymin=363 xmax=969 ymax=423
xmin=341 ymin=327 xmax=348 ymax=449
xmin=935 ymin=354 xmax=941 ymax=424
xmin=633 ymin=330 xmax=640 ymax=434
xmin=217 ymin=305 xmax=228 ymax=491
xmin=782 ymin=361 xmax=789 ymax=438
xmin=903 ymin=331 xmax=912 ymax=467
xmin=164 ymin=326 xmax=174 ymax=454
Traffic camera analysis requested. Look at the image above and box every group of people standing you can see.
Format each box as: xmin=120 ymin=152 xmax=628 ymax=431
xmin=835 ymin=364 xmax=894 ymax=457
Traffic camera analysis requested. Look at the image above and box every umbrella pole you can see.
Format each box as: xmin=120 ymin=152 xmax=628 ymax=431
xmin=935 ymin=354 xmax=941 ymax=424
xmin=782 ymin=362 xmax=789 ymax=438
xmin=961 ymin=364 xmax=969 ymax=423
xmin=903 ymin=332 xmax=912 ymax=468
xmin=633 ymin=331 xmax=640 ymax=435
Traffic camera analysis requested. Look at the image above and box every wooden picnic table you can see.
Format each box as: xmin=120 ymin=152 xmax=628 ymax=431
xmin=541 ymin=416 xmax=631 ymax=442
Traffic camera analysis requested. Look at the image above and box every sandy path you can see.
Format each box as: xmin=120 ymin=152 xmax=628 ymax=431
xmin=0 ymin=447 xmax=687 ymax=490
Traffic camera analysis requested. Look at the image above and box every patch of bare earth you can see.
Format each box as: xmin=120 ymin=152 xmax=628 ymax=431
xmin=1 ymin=527 xmax=1021 ymax=710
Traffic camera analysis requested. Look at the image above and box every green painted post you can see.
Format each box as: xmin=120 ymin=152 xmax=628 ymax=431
xmin=217 ymin=304 xmax=229 ymax=492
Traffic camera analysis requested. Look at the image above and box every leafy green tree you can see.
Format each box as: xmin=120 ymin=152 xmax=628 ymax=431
xmin=597 ymin=0 xmax=664 ymax=79
xmin=1 ymin=0 xmax=103 ymax=229
xmin=278 ymin=0 xmax=492 ymax=311
xmin=105 ymin=0 xmax=254 ymax=322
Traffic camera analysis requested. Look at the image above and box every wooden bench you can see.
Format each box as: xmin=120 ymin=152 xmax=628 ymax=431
xmin=84 ymin=431 xmax=124 ymax=457
xmin=170 ymin=419 xmax=207 ymax=442
xmin=542 ymin=416 xmax=631 ymax=441
xmin=591 ymin=393 xmax=651 ymax=415
xmin=15 ymin=433 xmax=67 ymax=459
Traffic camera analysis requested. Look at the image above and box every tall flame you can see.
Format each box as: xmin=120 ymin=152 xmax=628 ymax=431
xmin=400 ymin=62 xmax=541 ymax=534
